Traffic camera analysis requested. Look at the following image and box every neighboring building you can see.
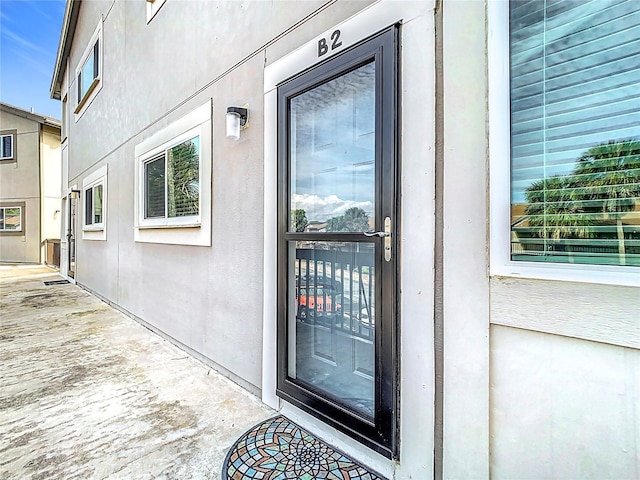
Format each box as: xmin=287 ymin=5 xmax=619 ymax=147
xmin=50 ymin=1 xmax=639 ymax=479
xmin=0 ymin=103 xmax=61 ymax=265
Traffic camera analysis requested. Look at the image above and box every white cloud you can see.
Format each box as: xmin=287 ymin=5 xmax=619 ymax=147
xmin=292 ymin=194 xmax=373 ymax=222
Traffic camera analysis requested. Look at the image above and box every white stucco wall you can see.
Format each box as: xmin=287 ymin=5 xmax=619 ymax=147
xmin=64 ymin=0 xmax=381 ymax=395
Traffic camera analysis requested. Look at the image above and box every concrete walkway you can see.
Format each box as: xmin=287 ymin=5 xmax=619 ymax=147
xmin=0 ymin=266 xmax=272 ymax=479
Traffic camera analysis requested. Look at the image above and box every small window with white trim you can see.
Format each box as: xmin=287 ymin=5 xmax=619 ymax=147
xmin=489 ymin=0 xmax=640 ymax=285
xmin=142 ymin=133 xmax=200 ymax=223
xmin=75 ymin=19 xmax=103 ymax=117
xmin=134 ymin=99 xmax=212 ymax=246
xmin=0 ymin=131 xmax=15 ymax=161
xmin=82 ymin=164 xmax=108 ymax=240
xmin=0 ymin=206 xmax=22 ymax=232
xmin=84 ymin=182 xmax=104 ymax=227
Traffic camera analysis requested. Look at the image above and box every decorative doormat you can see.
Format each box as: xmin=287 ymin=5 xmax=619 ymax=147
xmin=43 ymin=279 xmax=70 ymax=286
xmin=222 ymin=416 xmax=387 ymax=480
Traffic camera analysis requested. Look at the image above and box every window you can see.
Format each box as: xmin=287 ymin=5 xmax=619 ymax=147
xmin=142 ymin=136 xmax=200 ymax=221
xmin=74 ymin=19 xmax=103 ymax=117
xmin=78 ymin=40 xmax=99 ymax=105
xmin=84 ymin=182 xmax=104 ymax=227
xmin=134 ymin=99 xmax=212 ymax=246
xmin=490 ymin=0 xmax=640 ymax=285
xmin=0 ymin=134 xmax=13 ymax=161
xmin=82 ymin=164 xmax=107 ymax=241
xmin=0 ymin=130 xmax=16 ymax=162
xmin=0 ymin=206 xmax=22 ymax=232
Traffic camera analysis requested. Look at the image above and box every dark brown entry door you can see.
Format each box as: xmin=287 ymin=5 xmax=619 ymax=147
xmin=277 ymin=26 xmax=398 ymax=458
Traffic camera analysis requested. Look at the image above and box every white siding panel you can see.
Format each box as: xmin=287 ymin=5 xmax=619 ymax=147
xmin=491 ymin=325 xmax=640 ymax=480
xmin=491 ymin=277 xmax=640 ymax=349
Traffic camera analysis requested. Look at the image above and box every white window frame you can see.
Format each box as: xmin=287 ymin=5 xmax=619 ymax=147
xmin=134 ymin=99 xmax=212 ymax=246
xmin=488 ymin=0 xmax=639 ymax=287
xmin=82 ymin=164 xmax=107 ymax=241
xmin=0 ymin=133 xmax=14 ymax=161
xmin=146 ymin=0 xmax=167 ymax=23
xmin=0 ymin=205 xmax=23 ymax=232
xmin=138 ymin=128 xmax=201 ymax=228
xmin=74 ymin=18 xmax=103 ymax=119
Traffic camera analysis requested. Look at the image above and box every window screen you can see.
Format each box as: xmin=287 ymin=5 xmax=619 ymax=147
xmin=510 ymin=0 xmax=640 ymax=267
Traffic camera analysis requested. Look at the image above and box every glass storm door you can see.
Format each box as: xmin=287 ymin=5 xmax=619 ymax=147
xmin=277 ymin=27 xmax=398 ymax=458
xmin=67 ymin=193 xmax=77 ymax=279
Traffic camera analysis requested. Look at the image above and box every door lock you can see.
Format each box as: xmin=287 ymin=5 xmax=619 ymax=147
xmin=364 ymin=217 xmax=392 ymax=261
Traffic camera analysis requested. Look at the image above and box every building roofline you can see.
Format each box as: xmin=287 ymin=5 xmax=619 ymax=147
xmin=50 ymin=0 xmax=81 ymax=101
xmin=0 ymin=102 xmax=61 ymax=129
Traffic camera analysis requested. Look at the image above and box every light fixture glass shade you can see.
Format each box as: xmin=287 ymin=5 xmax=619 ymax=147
xmin=226 ymin=112 xmax=240 ymax=140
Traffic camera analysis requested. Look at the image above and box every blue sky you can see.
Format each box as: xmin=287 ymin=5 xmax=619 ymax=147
xmin=0 ymin=0 xmax=66 ymax=119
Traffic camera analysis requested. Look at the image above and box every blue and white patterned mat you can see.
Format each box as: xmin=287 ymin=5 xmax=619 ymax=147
xmin=222 ymin=416 xmax=386 ymax=480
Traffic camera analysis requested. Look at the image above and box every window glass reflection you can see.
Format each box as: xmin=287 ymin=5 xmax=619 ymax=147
xmin=289 ymin=62 xmax=375 ymax=233
xmin=287 ymin=241 xmax=375 ymax=418
xmin=510 ymin=0 xmax=640 ymax=266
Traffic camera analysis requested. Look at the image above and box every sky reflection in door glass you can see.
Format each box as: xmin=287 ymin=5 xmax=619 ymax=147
xmin=289 ymin=62 xmax=375 ymax=232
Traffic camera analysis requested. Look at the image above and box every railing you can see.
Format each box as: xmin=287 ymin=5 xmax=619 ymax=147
xmin=294 ymin=248 xmax=375 ymax=340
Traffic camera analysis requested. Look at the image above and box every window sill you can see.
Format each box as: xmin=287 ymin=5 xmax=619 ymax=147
xmin=491 ymin=261 xmax=639 ymax=288
xmin=136 ymin=222 xmax=201 ymax=230
xmin=83 ymin=225 xmax=104 ymax=232
xmin=74 ymin=78 xmax=100 ymax=114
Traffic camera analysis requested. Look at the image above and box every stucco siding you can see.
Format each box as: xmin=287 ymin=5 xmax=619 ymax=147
xmin=65 ymin=0 xmax=380 ymax=392
xmin=0 ymin=110 xmax=44 ymax=263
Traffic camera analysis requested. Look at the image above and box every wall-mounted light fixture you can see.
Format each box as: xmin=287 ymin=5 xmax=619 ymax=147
xmin=226 ymin=106 xmax=248 ymax=140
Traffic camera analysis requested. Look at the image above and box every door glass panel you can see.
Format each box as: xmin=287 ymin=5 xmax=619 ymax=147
xmin=288 ymin=241 xmax=375 ymax=418
xmin=289 ymin=62 xmax=375 ymax=233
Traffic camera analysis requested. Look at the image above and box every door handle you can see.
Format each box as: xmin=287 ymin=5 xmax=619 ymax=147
xmin=364 ymin=217 xmax=392 ymax=261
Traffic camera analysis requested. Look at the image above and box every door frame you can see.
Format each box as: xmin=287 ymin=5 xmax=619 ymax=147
xmin=275 ymin=26 xmax=399 ymax=459
xmin=62 ymin=186 xmax=78 ymax=283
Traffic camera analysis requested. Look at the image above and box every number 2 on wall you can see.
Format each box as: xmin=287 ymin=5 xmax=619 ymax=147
xmin=318 ymin=30 xmax=343 ymax=57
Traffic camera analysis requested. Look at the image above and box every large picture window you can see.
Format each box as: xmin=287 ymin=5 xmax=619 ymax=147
xmin=509 ymin=0 xmax=640 ymax=268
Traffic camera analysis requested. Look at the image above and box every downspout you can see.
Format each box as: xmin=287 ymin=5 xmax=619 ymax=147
xmin=433 ymin=0 xmax=444 ymax=479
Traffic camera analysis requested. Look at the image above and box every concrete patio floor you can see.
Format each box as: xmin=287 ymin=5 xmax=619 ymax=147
xmin=0 ymin=265 xmax=273 ymax=479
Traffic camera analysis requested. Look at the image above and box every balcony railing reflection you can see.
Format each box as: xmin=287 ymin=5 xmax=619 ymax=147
xmin=294 ymin=248 xmax=374 ymax=340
